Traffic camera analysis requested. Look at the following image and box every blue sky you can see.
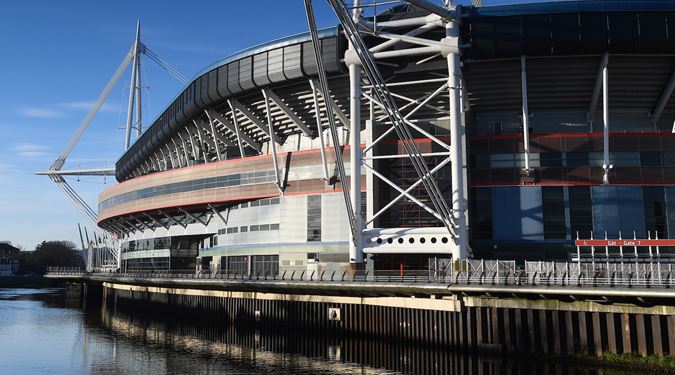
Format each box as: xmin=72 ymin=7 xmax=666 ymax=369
xmin=0 ymin=0 xmax=547 ymax=250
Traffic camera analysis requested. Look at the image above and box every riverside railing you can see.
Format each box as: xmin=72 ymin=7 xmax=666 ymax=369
xmin=46 ymin=259 xmax=675 ymax=288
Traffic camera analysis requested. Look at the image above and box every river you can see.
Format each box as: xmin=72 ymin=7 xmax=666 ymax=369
xmin=0 ymin=287 xmax=632 ymax=374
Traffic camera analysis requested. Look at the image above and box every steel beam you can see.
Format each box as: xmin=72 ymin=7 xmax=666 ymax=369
xmin=170 ymin=138 xmax=183 ymax=168
xmin=262 ymin=88 xmax=314 ymax=137
xmin=445 ymin=16 xmax=467 ymax=257
xmin=589 ymin=53 xmax=609 ymax=125
xmin=192 ymin=120 xmax=209 ymax=163
xmin=177 ymin=132 xmax=191 ymax=163
xmin=308 ymin=79 xmax=331 ymax=181
xmin=651 ymin=67 xmax=675 ymax=127
xmin=207 ymin=204 xmax=229 ymax=225
xmin=347 ymin=48 xmax=364 ymax=264
xmin=230 ymin=99 xmax=282 ymax=143
xmin=158 ymin=209 xmax=186 ymax=228
xmin=124 ymin=22 xmax=141 ymax=150
xmin=184 ymin=127 xmax=198 ymax=160
xmin=262 ymin=90 xmax=285 ymax=194
xmin=520 ymin=55 xmax=531 ymax=171
xmin=330 ymin=96 xmax=351 ymax=130
xmin=132 ymin=215 xmax=154 ymax=231
xmin=602 ymin=53 xmax=610 ymax=185
xmin=142 ymin=212 xmax=169 ymax=230
xmin=204 ymin=111 xmax=222 ymax=161
xmin=208 ymin=107 xmax=261 ymax=152
xmin=227 ymin=101 xmax=248 ymax=157
xmin=363 ymin=163 xmax=450 ymax=226
xmin=370 ymin=21 xmax=442 ymax=53
xmin=402 ymin=0 xmax=454 ymax=20
xmin=177 ymin=207 xmax=207 ymax=226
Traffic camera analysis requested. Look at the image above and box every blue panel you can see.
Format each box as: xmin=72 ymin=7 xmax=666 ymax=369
xmin=492 ymin=187 xmax=543 ymax=241
xmin=492 ymin=187 xmax=519 ymax=240
xmin=665 ymin=187 xmax=675 ymax=238
xmin=520 ymin=186 xmax=544 ymax=241
xmin=592 ymin=186 xmax=645 ymax=238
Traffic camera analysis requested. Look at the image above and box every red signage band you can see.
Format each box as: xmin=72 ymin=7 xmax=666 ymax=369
xmin=575 ymin=239 xmax=675 ymax=247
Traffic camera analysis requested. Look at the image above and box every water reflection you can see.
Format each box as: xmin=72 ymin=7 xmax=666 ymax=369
xmin=0 ymin=288 xmax=632 ymax=374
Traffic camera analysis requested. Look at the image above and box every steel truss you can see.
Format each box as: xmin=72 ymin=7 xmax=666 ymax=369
xmin=307 ymin=0 xmax=470 ymax=261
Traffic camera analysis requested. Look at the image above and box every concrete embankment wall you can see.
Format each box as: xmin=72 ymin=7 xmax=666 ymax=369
xmin=99 ymin=281 xmax=675 ymax=357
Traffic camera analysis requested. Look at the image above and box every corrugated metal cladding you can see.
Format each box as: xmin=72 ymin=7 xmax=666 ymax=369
xmin=116 ymin=35 xmax=346 ymax=182
xmin=463 ymin=11 xmax=675 ymax=59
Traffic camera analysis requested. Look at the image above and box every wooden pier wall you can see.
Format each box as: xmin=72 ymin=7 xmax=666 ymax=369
xmin=101 ymin=281 xmax=675 ymax=357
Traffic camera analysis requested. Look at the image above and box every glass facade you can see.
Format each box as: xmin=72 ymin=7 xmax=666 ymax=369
xmin=227 ymin=256 xmax=249 ymax=274
xmin=121 ymin=235 xmax=203 ymax=253
xmin=252 ymin=255 xmax=279 ymax=276
xmin=542 ymin=187 xmax=566 ymax=239
xmin=471 ymin=186 xmax=675 ymax=244
xmin=307 ymin=195 xmax=321 ymax=242
xmin=100 ymin=170 xmax=276 ymax=211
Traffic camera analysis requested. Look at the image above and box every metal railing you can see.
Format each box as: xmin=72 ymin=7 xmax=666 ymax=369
xmin=46 ymin=260 xmax=675 ymax=289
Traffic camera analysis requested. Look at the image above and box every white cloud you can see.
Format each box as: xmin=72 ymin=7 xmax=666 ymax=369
xmin=0 ymin=163 xmax=19 ymax=175
xmin=16 ymin=107 xmax=67 ymax=119
xmin=11 ymin=142 xmax=50 ymax=158
xmin=60 ymin=101 xmax=121 ymax=113
xmin=16 ymin=101 xmax=121 ymax=119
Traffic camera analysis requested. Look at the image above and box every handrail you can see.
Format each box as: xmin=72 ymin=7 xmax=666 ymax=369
xmin=45 ymin=261 xmax=675 ymax=289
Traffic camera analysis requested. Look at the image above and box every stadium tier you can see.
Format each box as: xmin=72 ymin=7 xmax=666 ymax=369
xmin=97 ymin=1 xmax=675 ymax=273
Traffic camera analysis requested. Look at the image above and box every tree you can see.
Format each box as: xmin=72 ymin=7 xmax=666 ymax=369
xmin=20 ymin=241 xmax=83 ymax=275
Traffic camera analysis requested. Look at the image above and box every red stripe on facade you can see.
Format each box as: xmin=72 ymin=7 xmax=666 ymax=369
xmin=470 ymin=181 xmax=675 ymax=187
xmin=102 ymin=143 xmax=364 ymax=195
xmin=468 ymin=132 xmax=675 ymax=141
xmin=98 ymin=188 xmax=367 ymax=226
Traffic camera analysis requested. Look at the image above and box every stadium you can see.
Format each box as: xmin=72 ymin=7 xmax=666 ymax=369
xmin=79 ymin=0 xmax=675 ymax=273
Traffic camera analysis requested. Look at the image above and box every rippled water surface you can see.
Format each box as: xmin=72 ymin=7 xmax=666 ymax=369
xmin=0 ymin=287 xmax=635 ymax=374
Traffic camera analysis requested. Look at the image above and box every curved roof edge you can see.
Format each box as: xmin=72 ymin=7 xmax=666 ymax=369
xmin=192 ymin=27 xmax=339 ymax=82
xmin=469 ymin=0 xmax=675 ymax=18
xmin=130 ymin=27 xmax=339 ymax=149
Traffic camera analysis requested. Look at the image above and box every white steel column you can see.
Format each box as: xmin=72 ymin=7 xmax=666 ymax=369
xmin=520 ymin=55 xmax=531 ymax=171
xmin=135 ymin=27 xmax=142 ymax=138
xmin=366 ymin=88 xmax=375 ymax=229
xmin=124 ymin=21 xmax=141 ymax=150
xmin=348 ymin=0 xmax=363 ymax=264
xmin=444 ymin=12 xmax=468 ymax=259
xmin=602 ymin=54 xmax=610 ymax=185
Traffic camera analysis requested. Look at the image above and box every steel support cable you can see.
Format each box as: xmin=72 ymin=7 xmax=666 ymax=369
xmin=143 ymin=47 xmax=186 ymax=82
xmin=58 ymin=185 xmax=111 ymax=249
xmin=304 ymin=0 xmax=359 ymax=246
xmin=53 ymin=181 xmax=116 ymax=259
xmin=52 ymin=177 xmax=97 ymax=224
xmin=53 ymin=176 xmax=117 ymax=261
xmin=142 ymin=46 xmax=189 ymax=85
xmin=60 ymin=181 xmax=97 ymax=221
xmin=326 ymin=0 xmax=456 ymax=237
xmin=55 ymin=184 xmax=97 ymax=231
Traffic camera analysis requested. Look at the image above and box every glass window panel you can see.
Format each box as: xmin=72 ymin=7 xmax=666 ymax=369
xmin=641 ymin=152 xmax=662 ymax=167
xmin=566 ymin=152 xmax=589 ymax=167
xmin=611 ymin=152 xmax=641 ymax=167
